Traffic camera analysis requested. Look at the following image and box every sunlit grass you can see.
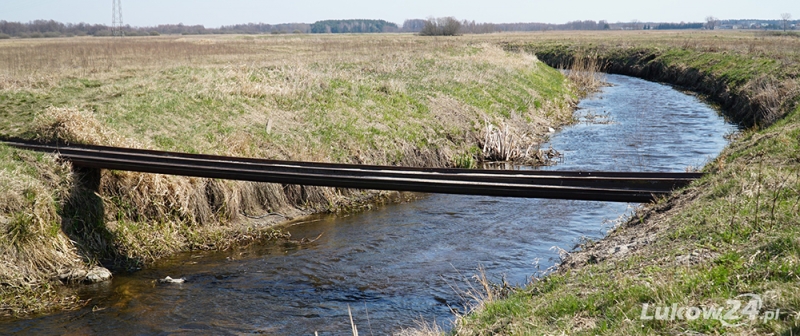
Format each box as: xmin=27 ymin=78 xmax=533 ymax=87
xmin=0 ymin=33 xmax=577 ymax=316
xmin=448 ymin=31 xmax=800 ymax=335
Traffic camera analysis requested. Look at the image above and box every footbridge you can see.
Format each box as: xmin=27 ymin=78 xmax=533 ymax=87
xmin=2 ymin=139 xmax=703 ymax=203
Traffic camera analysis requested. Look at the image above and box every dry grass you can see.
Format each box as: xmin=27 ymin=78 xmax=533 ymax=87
xmin=563 ymin=52 xmax=605 ymax=94
xmin=394 ymin=321 xmax=446 ymax=336
xmin=480 ymin=123 xmax=547 ymax=163
xmin=0 ymin=145 xmax=85 ymax=316
xmin=0 ymin=34 xmax=576 ymax=316
xmin=742 ymin=76 xmax=800 ymax=125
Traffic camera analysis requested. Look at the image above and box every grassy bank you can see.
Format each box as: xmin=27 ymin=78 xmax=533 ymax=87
xmin=445 ymin=31 xmax=800 ymax=335
xmin=0 ymin=35 xmax=576 ymax=316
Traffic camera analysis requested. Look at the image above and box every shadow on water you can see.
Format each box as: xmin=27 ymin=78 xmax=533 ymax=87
xmin=0 ymin=74 xmax=737 ymax=335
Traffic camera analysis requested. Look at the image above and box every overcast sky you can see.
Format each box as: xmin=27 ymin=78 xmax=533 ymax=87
xmin=1 ymin=0 xmax=798 ymax=27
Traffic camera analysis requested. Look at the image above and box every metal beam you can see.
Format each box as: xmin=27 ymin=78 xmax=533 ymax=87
xmin=2 ymin=139 xmax=703 ymax=203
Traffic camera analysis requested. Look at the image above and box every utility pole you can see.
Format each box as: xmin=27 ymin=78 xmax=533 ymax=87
xmin=112 ymin=0 xmax=124 ymax=37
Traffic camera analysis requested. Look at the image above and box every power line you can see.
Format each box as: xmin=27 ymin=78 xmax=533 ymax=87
xmin=111 ymin=0 xmax=124 ymax=37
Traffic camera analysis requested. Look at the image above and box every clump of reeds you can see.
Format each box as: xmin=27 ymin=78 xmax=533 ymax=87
xmin=481 ymin=123 xmax=520 ymax=161
xmin=480 ymin=122 xmax=560 ymax=164
xmin=564 ymin=52 xmax=604 ymax=94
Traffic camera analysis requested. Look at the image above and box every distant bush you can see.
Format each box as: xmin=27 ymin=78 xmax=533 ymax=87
xmin=419 ymin=17 xmax=462 ymax=36
xmin=0 ymin=33 xmax=10 ymax=39
xmin=292 ymin=30 xmax=303 ymax=34
xmin=43 ymin=32 xmax=61 ymax=38
xmin=150 ymin=31 xmax=160 ymax=36
xmin=93 ymin=30 xmax=112 ymax=36
xmin=29 ymin=32 xmax=43 ymax=38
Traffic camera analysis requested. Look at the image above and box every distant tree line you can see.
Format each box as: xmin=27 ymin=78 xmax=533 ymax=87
xmin=401 ymin=19 xmax=427 ymax=32
xmin=218 ymin=23 xmax=310 ymax=34
xmin=0 ymin=19 xmax=400 ymax=37
xmin=494 ymin=20 xmax=610 ymax=32
xmin=408 ymin=20 xmax=613 ymax=34
xmin=473 ymin=20 xmax=611 ymax=33
xmin=0 ymin=20 xmax=110 ymax=37
xmin=0 ymin=17 xmax=794 ymax=39
xmin=0 ymin=20 xmax=316 ymax=37
xmin=460 ymin=20 xmax=499 ymax=34
xmin=0 ymin=18 xmax=617 ymax=39
xmin=310 ymin=20 xmax=398 ymax=33
xmin=654 ymin=22 xmax=704 ymax=30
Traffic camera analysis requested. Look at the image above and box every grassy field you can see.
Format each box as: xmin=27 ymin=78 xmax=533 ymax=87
xmin=0 ymin=34 xmax=577 ymax=316
xmin=429 ymin=31 xmax=800 ymax=335
xmin=6 ymin=31 xmax=796 ymax=329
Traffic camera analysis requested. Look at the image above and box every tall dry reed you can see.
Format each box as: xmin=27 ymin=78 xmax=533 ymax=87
xmin=564 ymin=52 xmax=604 ymax=94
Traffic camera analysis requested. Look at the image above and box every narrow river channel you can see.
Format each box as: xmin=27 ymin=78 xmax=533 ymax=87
xmin=2 ymin=74 xmax=737 ymax=335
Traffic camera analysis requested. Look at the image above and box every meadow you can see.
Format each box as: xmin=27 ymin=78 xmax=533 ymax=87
xmin=0 ymin=33 xmax=577 ymax=315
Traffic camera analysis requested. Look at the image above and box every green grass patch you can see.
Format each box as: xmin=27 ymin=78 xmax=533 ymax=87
xmin=455 ymin=37 xmax=800 ymax=335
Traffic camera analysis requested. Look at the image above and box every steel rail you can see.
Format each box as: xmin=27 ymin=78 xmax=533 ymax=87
xmin=64 ymin=154 xmax=669 ymax=202
xmin=2 ymin=140 xmax=702 ymax=187
xmin=1 ymin=139 xmax=702 ymax=202
xmin=43 ymin=146 xmax=694 ymax=191
xmin=2 ymin=139 xmax=703 ymax=178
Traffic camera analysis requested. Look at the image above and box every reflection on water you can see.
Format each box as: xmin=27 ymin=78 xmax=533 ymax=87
xmin=1 ymin=75 xmax=736 ymax=335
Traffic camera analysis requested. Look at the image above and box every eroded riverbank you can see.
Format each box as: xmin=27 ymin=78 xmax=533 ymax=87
xmin=0 ymin=74 xmax=736 ymax=334
xmin=456 ymin=33 xmax=800 ymax=335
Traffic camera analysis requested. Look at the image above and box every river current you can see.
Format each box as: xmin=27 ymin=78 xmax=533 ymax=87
xmin=2 ymin=74 xmax=736 ymax=335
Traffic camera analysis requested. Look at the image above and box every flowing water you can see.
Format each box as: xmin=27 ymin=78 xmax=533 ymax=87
xmin=1 ymin=74 xmax=737 ymax=335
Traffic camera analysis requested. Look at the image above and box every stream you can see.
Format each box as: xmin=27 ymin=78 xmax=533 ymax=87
xmin=1 ymin=74 xmax=737 ymax=335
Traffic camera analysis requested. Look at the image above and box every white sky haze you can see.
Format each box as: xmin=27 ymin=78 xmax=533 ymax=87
xmin=0 ymin=0 xmax=798 ymax=27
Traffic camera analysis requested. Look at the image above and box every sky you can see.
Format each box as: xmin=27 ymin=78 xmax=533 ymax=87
xmin=0 ymin=0 xmax=798 ymax=27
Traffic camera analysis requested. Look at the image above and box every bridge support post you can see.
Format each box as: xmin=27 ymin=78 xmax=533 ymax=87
xmin=73 ymin=166 xmax=102 ymax=192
